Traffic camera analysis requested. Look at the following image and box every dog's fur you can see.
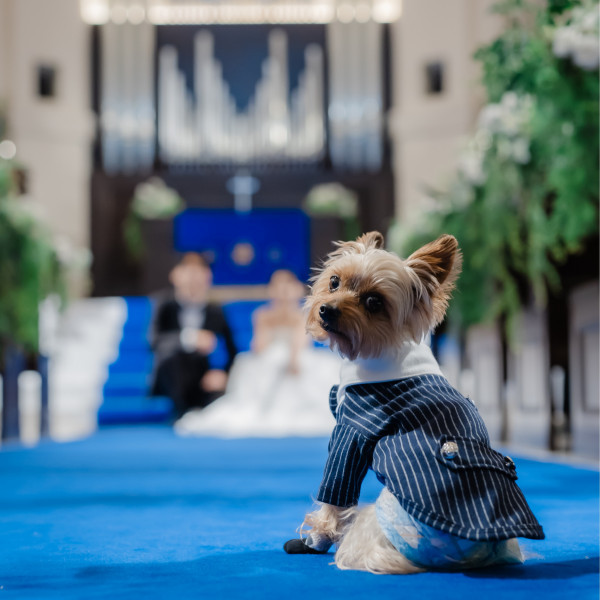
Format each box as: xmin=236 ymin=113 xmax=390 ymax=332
xmin=301 ymin=231 xmax=462 ymax=574
xmin=305 ymin=231 xmax=461 ymax=361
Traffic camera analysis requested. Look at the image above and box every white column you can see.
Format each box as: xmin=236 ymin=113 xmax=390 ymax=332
xmin=569 ymin=281 xmax=600 ymax=459
xmin=466 ymin=324 xmax=504 ymax=443
xmin=506 ymin=307 xmax=551 ymax=449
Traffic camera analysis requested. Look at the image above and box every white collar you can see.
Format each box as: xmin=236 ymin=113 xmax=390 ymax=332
xmin=337 ymin=341 xmax=442 ymax=405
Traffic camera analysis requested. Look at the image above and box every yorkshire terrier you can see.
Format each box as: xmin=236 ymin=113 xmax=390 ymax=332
xmin=284 ymin=232 xmax=544 ymax=574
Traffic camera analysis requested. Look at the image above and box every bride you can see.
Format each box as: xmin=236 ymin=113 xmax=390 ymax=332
xmin=174 ymin=270 xmax=340 ymax=438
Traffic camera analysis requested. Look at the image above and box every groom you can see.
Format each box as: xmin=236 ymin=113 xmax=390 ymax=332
xmin=150 ymin=253 xmax=237 ymax=417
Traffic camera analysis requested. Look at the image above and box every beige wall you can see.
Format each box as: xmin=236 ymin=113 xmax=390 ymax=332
xmin=0 ymin=0 xmax=93 ymax=248
xmin=389 ymin=0 xmax=504 ymax=226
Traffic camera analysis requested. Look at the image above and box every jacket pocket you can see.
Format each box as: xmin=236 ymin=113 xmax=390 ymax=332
xmin=434 ymin=435 xmax=518 ymax=480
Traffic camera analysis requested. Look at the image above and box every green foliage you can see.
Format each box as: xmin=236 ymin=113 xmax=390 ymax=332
xmin=123 ymin=212 xmax=144 ymax=262
xmin=391 ymin=0 xmax=599 ymax=332
xmin=0 ymin=159 xmax=65 ymax=357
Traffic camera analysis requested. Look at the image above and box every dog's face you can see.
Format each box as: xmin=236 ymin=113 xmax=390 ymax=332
xmin=305 ymin=231 xmax=462 ymax=360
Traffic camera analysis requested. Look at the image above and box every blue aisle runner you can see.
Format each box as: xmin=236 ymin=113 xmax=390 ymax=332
xmin=0 ymin=427 xmax=597 ymax=599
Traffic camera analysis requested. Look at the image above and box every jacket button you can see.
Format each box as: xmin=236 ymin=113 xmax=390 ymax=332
xmin=441 ymin=441 xmax=459 ymax=459
xmin=505 ymin=455 xmax=516 ymax=469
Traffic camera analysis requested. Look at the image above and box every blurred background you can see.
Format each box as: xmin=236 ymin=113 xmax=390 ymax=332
xmin=0 ymin=0 xmax=597 ymax=458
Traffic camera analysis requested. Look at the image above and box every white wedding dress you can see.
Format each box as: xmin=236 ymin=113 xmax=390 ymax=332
xmin=174 ymin=331 xmax=341 ymax=438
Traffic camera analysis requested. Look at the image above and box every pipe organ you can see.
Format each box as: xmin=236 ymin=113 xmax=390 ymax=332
xmin=100 ymin=21 xmax=156 ymax=174
xmin=96 ymin=12 xmax=390 ymax=173
xmin=158 ymin=29 xmax=325 ymax=165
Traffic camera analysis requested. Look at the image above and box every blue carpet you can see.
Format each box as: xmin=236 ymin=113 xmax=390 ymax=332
xmin=0 ymin=427 xmax=597 ymax=599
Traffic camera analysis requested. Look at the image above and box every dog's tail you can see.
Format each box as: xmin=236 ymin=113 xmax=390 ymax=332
xmin=334 ymin=504 xmax=422 ymax=575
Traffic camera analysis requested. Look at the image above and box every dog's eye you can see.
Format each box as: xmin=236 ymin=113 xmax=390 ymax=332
xmin=363 ymin=293 xmax=384 ymax=314
xmin=329 ymin=275 xmax=340 ymax=292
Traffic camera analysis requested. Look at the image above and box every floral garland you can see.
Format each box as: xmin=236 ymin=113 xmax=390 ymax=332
xmin=389 ymin=0 xmax=599 ymax=332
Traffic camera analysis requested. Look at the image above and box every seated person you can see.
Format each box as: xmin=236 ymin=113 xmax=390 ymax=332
xmin=151 ymin=253 xmax=237 ymax=417
xmin=250 ymin=269 xmax=308 ymax=375
xmin=175 ymin=270 xmax=341 ymax=437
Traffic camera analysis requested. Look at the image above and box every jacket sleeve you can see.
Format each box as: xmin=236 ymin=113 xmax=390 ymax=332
xmin=316 ymin=423 xmax=375 ymax=507
xmin=316 ymin=384 xmax=396 ymax=507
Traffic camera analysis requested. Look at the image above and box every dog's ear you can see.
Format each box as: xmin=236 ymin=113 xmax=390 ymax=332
xmin=405 ymin=234 xmax=462 ymax=326
xmin=356 ymin=231 xmax=384 ymax=251
xmin=406 ymin=234 xmax=460 ymax=286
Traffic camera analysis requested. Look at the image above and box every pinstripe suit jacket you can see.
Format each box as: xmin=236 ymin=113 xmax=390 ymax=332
xmin=316 ymin=373 xmax=544 ymax=542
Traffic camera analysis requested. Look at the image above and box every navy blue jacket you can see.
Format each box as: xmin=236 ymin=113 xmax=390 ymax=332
xmin=316 ymin=374 xmax=544 ymax=542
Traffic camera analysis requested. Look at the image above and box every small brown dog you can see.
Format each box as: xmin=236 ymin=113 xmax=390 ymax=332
xmin=284 ymin=232 xmax=544 ymax=574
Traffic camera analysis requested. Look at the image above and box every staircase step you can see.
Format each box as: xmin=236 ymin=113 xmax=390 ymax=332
xmin=98 ymin=395 xmax=173 ymax=425
xmin=103 ymin=373 xmax=150 ymax=396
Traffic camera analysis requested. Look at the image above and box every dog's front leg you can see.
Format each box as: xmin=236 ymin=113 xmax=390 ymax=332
xmin=284 ymin=503 xmax=358 ymax=554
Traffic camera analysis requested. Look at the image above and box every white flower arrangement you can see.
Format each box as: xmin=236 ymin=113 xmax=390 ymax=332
xmin=553 ymin=1 xmax=600 ymax=70
xmin=124 ymin=178 xmax=185 ymax=260
xmin=131 ymin=177 xmax=184 ymax=220
xmin=478 ymin=92 xmax=534 ymax=138
xmin=1 ymin=196 xmax=48 ymax=236
xmin=2 ymin=197 xmax=92 ymax=283
xmin=458 ymin=92 xmax=534 ymax=185
xmin=53 ymin=235 xmax=93 ymax=273
xmin=303 ymin=183 xmax=358 ymax=218
xmin=458 ymin=140 xmax=487 ymax=186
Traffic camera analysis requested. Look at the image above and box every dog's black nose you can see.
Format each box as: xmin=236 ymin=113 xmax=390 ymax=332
xmin=319 ymin=304 xmax=340 ymax=325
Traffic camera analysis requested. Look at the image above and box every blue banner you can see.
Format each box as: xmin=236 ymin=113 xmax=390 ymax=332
xmin=174 ymin=209 xmax=310 ymax=285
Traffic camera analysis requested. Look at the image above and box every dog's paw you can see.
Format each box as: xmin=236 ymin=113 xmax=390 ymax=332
xmin=283 ymin=538 xmax=329 ymax=554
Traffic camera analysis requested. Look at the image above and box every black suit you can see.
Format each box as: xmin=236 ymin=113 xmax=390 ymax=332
xmin=150 ymin=298 xmax=237 ymax=417
xmin=317 ymin=374 xmax=543 ymax=541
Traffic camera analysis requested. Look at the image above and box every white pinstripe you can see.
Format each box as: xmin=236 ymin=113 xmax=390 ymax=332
xmin=411 ymin=377 xmax=480 ymax=531
xmin=428 ymin=375 xmax=521 ymax=529
xmin=385 ymin=385 xmax=466 ymax=527
xmin=419 ymin=376 xmax=488 ymax=530
xmin=378 ymin=387 xmax=448 ymax=513
xmin=316 ymin=373 xmax=544 ymax=541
